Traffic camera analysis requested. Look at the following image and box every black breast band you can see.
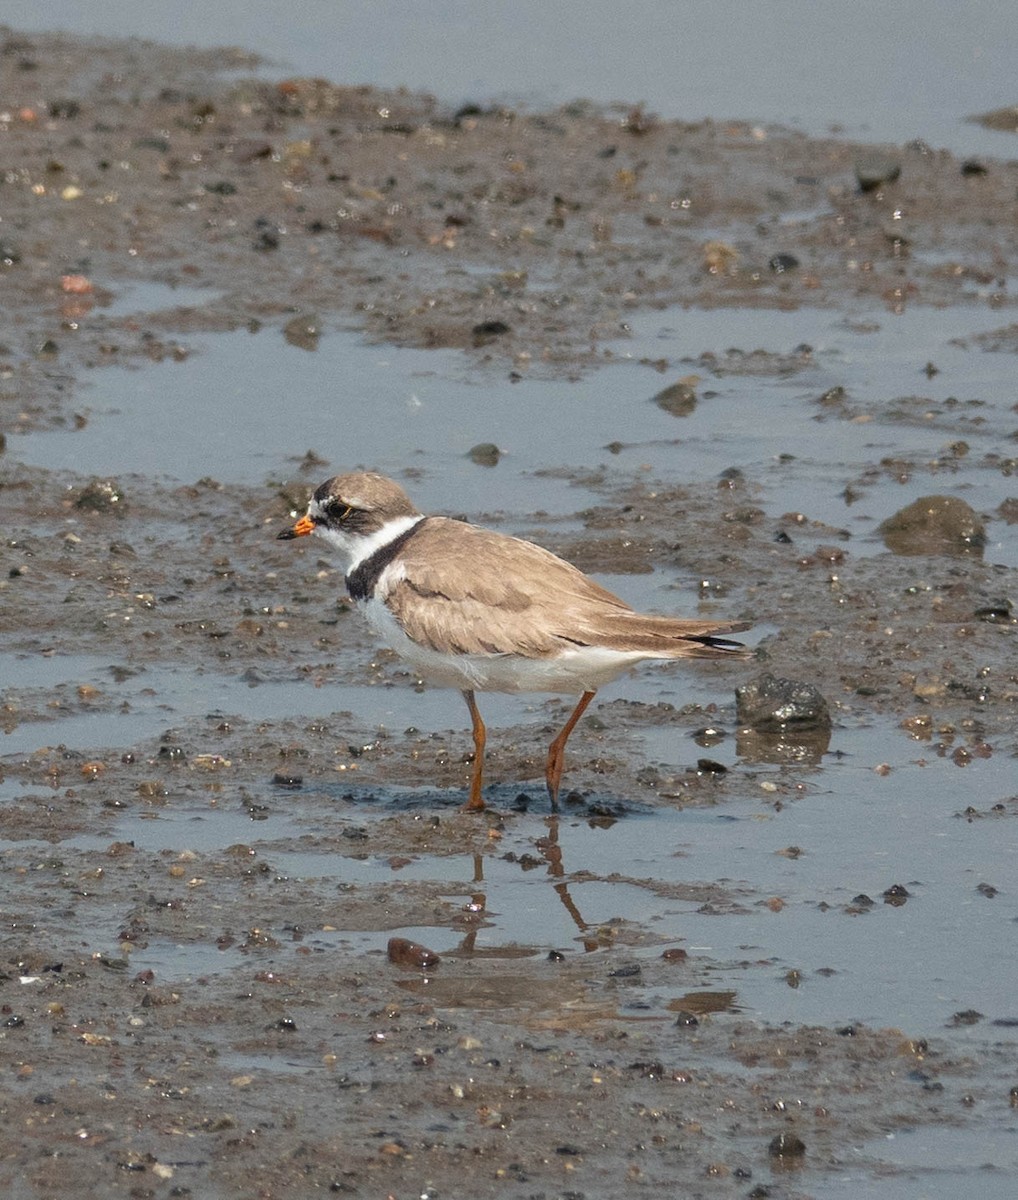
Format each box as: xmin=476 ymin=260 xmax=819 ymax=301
xmin=345 ymin=518 xmax=426 ymax=601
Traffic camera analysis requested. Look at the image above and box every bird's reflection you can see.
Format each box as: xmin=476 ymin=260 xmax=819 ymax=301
xmin=536 ymin=816 xmax=600 ymax=950
xmin=457 ymin=814 xmax=601 ymax=954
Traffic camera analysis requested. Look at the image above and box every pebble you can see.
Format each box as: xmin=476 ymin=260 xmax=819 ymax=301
xmin=387 ymin=937 xmax=440 ymax=969
xmin=283 ymin=314 xmax=320 ymax=351
xmin=271 ymin=771 xmax=303 ymax=788
xmin=471 ymin=319 xmax=511 ymax=345
xmin=768 ymin=253 xmax=799 ymax=273
xmin=879 ymin=494 xmax=986 ymax=556
xmin=467 ymin=442 xmax=502 ymax=466
xmin=768 ymin=1132 xmax=806 ymax=1158
xmin=855 ymin=154 xmax=901 ymax=192
xmin=74 ymin=478 xmax=125 ymax=512
xmin=736 ymin=673 xmax=832 ymax=732
xmin=652 ymin=379 xmax=698 ymax=417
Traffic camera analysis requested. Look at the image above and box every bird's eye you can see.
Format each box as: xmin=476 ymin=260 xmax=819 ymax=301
xmin=330 ymin=503 xmax=354 ymax=522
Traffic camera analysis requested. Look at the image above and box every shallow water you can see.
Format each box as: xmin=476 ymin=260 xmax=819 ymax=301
xmin=4 ymin=710 xmax=1015 ymax=1035
xmin=9 ymin=0 xmax=1018 ymax=156
xmin=11 ymin=302 xmax=1017 ymax=563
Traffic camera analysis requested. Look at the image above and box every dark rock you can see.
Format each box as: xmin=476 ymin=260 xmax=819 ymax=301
xmin=768 ymin=253 xmax=799 ymax=273
xmin=467 ymin=442 xmax=502 ymax=467
xmin=48 ymin=98 xmax=80 ymax=119
xmin=74 ymin=478 xmax=125 ymax=513
xmin=973 ymin=599 xmax=1011 ymax=623
xmin=855 ymin=154 xmax=901 ymax=192
xmin=949 ymin=1009 xmax=983 ymax=1026
xmin=271 ymin=772 xmax=303 ymax=788
xmin=768 ymin=1133 xmax=806 ymax=1158
xmin=652 ymin=379 xmax=697 ymax=417
xmin=471 ymin=319 xmax=511 ymax=345
xmin=736 ymin=673 xmax=831 ymax=732
xmin=696 ymin=758 xmax=727 ymax=775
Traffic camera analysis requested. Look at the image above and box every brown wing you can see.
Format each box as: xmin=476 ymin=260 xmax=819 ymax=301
xmin=384 ymin=518 xmax=747 ymax=660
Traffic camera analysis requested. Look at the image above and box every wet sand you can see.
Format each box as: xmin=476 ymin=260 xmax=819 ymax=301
xmin=2 ymin=28 xmax=1018 ymax=1200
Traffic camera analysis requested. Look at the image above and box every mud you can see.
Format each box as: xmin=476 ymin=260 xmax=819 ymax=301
xmin=2 ymin=28 xmax=1018 ymax=1200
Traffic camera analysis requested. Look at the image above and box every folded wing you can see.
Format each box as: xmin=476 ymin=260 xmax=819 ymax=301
xmin=383 ymin=518 xmax=747 ymax=660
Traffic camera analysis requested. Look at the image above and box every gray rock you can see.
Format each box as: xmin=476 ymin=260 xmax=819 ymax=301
xmin=878 ymin=495 xmax=986 ymax=556
xmin=736 ymin=672 xmax=831 ymax=732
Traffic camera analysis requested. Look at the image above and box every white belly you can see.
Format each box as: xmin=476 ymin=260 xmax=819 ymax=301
xmin=360 ymin=595 xmax=649 ymax=694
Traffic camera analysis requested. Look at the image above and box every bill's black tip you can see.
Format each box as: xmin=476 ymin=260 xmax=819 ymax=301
xmin=277 ymin=528 xmax=297 ymax=540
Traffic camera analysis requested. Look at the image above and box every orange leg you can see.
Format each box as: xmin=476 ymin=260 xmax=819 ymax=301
xmin=545 ymin=690 xmax=596 ymax=809
xmin=461 ymin=689 xmax=486 ymax=811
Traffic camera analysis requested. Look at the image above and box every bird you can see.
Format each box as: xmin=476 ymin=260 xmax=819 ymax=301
xmin=278 ymin=472 xmax=749 ymax=811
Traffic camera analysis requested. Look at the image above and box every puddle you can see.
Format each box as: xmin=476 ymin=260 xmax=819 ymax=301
xmin=102 ymin=280 xmax=219 ymax=318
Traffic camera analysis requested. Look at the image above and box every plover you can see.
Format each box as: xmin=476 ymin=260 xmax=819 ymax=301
xmin=279 ymin=472 xmax=748 ymax=809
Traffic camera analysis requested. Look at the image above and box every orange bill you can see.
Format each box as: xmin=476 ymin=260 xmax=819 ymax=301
xmin=277 ymin=513 xmax=314 ymax=540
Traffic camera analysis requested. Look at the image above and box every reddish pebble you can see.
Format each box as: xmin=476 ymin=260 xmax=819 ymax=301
xmin=387 ymin=937 xmax=440 ymax=969
xmin=60 ymin=273 xmax=94 ymax=294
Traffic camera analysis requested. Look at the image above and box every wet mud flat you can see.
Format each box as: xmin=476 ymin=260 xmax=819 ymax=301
xmin=2 ymin=26 xmax=1018 ymax=1200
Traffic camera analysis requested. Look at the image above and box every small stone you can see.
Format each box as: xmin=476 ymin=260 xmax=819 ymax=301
xmin=736 ymin=673 xmax=831 ymax=732
xmin=855 ymin=155 xmax=901 ymax=192
xmin=60 ymin=273 xmax=93 ymax=294
xmin=879 ymin=494 xmax=986 ymax=556
xmin=882 ymin=883 xmax=910 ymax=906
xmin=768 ymin=1133 xmax=806 ymax=1159
xmin=387 ymin=937 xmax=440 ymax=969
xmin=949 ymin=1009 xmax=983 ymax=1026
xmin=973 ymin=599 xmax=1012 ymax=624
xmin=74 ymin=478 xmax=125 ymax=513
xmin=467 ymin=442 xmax=501 ymax=466
xmin=696 ymin=758 xmax=727 ymax=775
xmin=652 ymin=379 xmax=698 ymax=417
xmin=471 ymin=319 xmax=510 ymax=345
xmin=283 ymin=314 xmax=320 ymax=351
xmin=49 ymin=98 xmax=80 ymax=119
xmin=271 ymin=772 xmax=303 ymax=788
xmin=768 ymin=253 xmax=799 ymax=273
xmin=661 ymin=947 xmax=688 ymax=963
